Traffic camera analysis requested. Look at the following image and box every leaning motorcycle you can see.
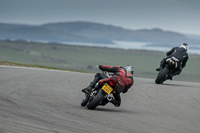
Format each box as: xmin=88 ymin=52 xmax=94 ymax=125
xmin=155 ymin=56 xmax=179 ymax=84
xmin=81 ymin=71 xmax=115 ymax=110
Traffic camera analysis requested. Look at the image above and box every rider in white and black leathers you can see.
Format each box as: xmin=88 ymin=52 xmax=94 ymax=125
xmin=156 ymin=43 xmax=189 ymax=80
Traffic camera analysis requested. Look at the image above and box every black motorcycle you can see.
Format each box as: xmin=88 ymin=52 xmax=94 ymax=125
xmin=81 ymin=71 xmax=116 ymax=110
xmin=155 ymin=56 xmax=179 ymax=84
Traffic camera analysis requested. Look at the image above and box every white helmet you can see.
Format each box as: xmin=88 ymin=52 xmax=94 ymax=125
xmin=180 ymin=43 xmax=189 ymax=51
xmin=125 ymin=65 xmax=134 ymax=75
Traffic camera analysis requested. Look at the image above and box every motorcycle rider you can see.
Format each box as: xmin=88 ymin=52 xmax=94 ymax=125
xmin=82 ymin=65 xmax=134 ymax=107
xmin=156 ymin=43 xmax=189 ymax=80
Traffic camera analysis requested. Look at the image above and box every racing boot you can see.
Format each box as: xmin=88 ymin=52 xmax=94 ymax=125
xmin=110 ymin=99 xmax=120 ymax=107
xmin=156 ymin=67 xmax=162 ymax=71
xmin=107 ymin=96 xmax=120 ymax=107
xmin=81 ymin=86 xmax=92 ymax=94
xmin=82 ymin=74 xmax=101 ymax=94
xmin=82 ymin=80 xmax=98 ymax=94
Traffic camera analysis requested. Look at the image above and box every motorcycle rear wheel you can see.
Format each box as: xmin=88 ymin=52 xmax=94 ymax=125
xmin=155 ymin=67 xmax=169 ymax=84
xmin=87 ymin=89 xmax=106 ymax=110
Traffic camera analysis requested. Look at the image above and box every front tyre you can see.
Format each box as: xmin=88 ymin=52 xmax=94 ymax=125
xmin=81 ymin=97 xmax=89 ymax=107
xmin=87 ymin=89 xmax=106 ymax=110
xmin=155 ymin=67 xmax=169 ymax=84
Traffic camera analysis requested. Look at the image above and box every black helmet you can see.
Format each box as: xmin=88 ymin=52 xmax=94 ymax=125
xmin=125 ymin=65 xmax=134 ymax=75
xmin=181 ymin=43 xmax=189 ymax=51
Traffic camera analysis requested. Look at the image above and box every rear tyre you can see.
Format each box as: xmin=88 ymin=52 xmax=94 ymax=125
xmin=155 ymin=67 xmax=169 ymax=84
xmin=87 ymin=89 xmax=106 ymax=110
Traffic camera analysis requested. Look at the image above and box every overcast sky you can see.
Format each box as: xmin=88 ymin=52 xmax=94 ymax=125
xmin=0 ymin=0 xmax=200 ymax=35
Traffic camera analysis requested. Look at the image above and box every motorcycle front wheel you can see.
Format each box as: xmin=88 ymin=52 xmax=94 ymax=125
xmin=81 ymin=96 xmax=89 ymax=107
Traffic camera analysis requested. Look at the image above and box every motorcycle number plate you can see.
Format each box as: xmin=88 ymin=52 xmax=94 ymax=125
xmin=102 ymin=83 xmax=113 ymax=94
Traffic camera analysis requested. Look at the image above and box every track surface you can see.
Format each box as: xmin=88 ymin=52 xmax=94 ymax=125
xmin=0 ymin=66 xmax=200 ymax=133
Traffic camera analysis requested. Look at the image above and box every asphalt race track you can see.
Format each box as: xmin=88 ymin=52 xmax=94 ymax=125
xmin=0 ymin=66 xmax=200 ymax=133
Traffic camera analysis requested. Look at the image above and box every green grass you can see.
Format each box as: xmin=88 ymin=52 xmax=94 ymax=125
xmin=0 ymin=61 xmax=86 ymax=73
xmin=0 ymin=40 xmax=200 ymax=82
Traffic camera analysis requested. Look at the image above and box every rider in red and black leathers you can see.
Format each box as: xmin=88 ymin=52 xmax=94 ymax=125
xmin=82 ymin=65 xmax=134 ymax=107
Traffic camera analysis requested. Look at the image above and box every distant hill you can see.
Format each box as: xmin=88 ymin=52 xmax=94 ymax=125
xmin=0 ymin=21 xmax=199 ymax=44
